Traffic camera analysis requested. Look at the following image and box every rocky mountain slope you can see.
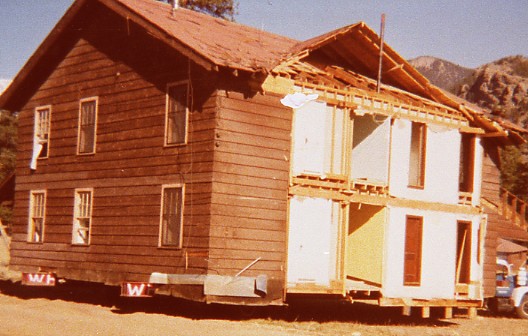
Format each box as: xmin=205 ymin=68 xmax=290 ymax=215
xmin=409 ymin=55 xmax=528 ymax=128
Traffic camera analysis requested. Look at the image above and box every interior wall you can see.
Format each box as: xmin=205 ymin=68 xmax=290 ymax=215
xmin=351 ymin=115 xmax=390 ymax=183
xmin=346 ymin=204 xmax=385 ymax=285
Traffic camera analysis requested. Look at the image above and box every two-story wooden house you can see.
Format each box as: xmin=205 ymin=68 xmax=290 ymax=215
xmin=1 ymin=0 xmax=524 ymax=316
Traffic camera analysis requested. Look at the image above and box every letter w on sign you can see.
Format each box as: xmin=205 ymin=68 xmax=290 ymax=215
xmin=121 ymin=282 xmax=154 ymax=297
xmin=22 ymin=272 xmax=56 ymax=286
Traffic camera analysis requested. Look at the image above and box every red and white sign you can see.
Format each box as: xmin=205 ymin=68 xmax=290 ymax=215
xmin=121 ymin=282 xmax=155 ymax=297
xmin=22 ymin=272 xmax=56 ymax=286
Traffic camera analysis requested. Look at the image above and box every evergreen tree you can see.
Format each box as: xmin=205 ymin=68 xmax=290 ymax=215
xmin=0 ymin=110 xmax=17 ymax=182
xmin=158 ymin=0 xmax=238 ymax=21
xmin=0 ymin=110 xmax=16 ymax=227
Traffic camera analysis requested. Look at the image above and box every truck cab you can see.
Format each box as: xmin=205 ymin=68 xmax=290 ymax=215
xmin=488 ymin=258 xmax=528 ymax=319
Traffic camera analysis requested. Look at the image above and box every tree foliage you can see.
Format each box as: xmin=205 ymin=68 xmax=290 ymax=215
xmin=0 ymin=110 xmax=17 ymax=182
xmin=0 ymin=110 xmax=17 ymax=227
xmin=158 ymin=0 xmax=238 ymax=21
xmin=501 ymin=144 xmax=528 ymax=201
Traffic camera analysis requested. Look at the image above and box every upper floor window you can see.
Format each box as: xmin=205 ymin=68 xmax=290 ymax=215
xmin=159 ymin=184 xmax=184 ymax=248
xmin=459 ymin=133 xmax=475 ymax=193
xmin=78 ymin=97 xmax=98 ymax=154
xmin=408 ymin=122 xmax=426 ymax=188
xmin=165 ymin=82 xmax=189 ymax=146
xmin=72 ymin=188 xmax=93 ymax=245
xmin=28 ymin=190 xmax=46 ymax=243
xmin=31 ymin=106 xmax=51 ymax=169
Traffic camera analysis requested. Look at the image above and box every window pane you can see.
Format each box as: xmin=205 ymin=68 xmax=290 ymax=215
xmin=166 ymin=84 xmax=188 ymax=145
xmin=29 ymin=192 xmax=45 ymax=243
xmin=36 ymin=108 xmax=50 ymax=158
xmin=73 ymin=190 xmax=92 ymax=245
xmin=79 ymin=100 xmax=96 ymax=154
xmin=161 ymin=187 xmax=183 ymax=246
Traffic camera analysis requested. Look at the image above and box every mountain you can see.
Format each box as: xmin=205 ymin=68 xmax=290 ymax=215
xmin=460 ymin=56 xmax=528 ymax=127
xmin=409 ymin=56 xmax=474 ymax=93
xmin=409 ymin=55 xmax=528 ymax=128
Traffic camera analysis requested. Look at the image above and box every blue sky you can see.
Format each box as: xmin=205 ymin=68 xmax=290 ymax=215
xmin=1 ymin=0 xmax=527 ymax=79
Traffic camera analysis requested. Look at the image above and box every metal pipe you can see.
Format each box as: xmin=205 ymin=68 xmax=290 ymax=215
xmin=376 ymin=13 xmax=386 ymax=93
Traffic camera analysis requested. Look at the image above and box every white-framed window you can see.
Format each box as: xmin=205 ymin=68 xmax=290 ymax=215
xmin=159 ymin=184 xmax=184 ymax=248
xmin=78 ymin=97 xmax=98 ymax=154
xmin=31 ymin=106 xmax=51 ymax=169
xmin=28 ymin=190 xmax=46 ymax=243
xmin=72 ymin=188 xmax=93 ymax=245
xmin=165 ymin=81 xmax=189 ymax=146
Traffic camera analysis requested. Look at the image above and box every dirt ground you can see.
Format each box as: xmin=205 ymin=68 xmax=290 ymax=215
xmin=1 ymin=236 xmax=526 ymax=336
xmin=0 ymin=281 xmax=526 ymax=336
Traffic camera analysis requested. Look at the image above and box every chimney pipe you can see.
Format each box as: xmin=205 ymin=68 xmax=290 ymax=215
xmin=170 ymin=0 xmax=179 ymax=10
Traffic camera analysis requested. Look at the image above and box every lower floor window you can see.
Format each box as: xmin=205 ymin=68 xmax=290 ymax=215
xmin=403 ymin=215 xmax=423 ymax=286
xmin=28 ymin=190 xmax=46 ymax=243
xmin=160 ymin=185 xmax=184 ymax=247
xmin=72 ymin=189 xmax=93 ymax=245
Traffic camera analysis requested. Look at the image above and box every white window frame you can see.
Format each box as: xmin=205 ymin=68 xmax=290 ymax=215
xmin=72 ymin=188 xmax=94 ymax=245
xmin=31 ymin=106 xmax=51 ymax=169
xmin=159 ymin=184 xmax=185 ymax=248
xmin=77 ymin=97 xmax=98 ymax=155
xmin=164 ymin=81 xmax=189 ymax=146
xmin=28 ymin=190 xmax=47 ymax=243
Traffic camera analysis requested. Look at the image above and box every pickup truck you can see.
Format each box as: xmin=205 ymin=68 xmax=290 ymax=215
xmin=488 ymin=259 xmax=528 ymax=319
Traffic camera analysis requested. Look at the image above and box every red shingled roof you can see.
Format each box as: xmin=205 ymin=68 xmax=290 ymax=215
xmin=112 ymin=0 xmax=298 ymax=71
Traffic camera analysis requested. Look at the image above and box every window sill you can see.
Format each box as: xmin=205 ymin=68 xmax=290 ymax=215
xmin=158 ymin=245 xmax=183 ymax=251
xmin=163 ymin=142 xmax=187 ymax=148
xmin=407 ymin=184 xmax=425 ymax=190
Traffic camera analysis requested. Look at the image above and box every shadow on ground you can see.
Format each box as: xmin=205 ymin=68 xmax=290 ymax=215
xmin=0 ymin=280 xmax=471 ymax=327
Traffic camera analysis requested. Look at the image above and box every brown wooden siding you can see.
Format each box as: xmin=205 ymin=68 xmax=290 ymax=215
xmin=481 ymin=142 xmax=501 ymax=298
xmin=208 ymin=91 xmax=291 ymax=280
xmin=10 ymin=6 xmax=218 ymax=285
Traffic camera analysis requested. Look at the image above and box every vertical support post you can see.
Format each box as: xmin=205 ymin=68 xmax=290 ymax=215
xmin=500 ymin=190 xmax=507 ymax=216
xmin=467 ymin=307 xmax=478 ymax=319
xmin=444 ymin=307 xmax=453 ymax=319
xmin=512 ymin=197 xmax=518 ymax=225
xmin=421 ymin=306 xmax=430 ymax=318
xmin=521 ymin=202 xmax=527 ymax=229
xmin=402 ymin=306 xmax=412 ymax=316
xmin=376 ymin=14 xmax=386 ymax=93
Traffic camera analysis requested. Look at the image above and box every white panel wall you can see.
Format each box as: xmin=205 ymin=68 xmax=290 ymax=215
xmin=383 ymin=207 xmax=483 ymax=299
xmin=472 ymin=137 xmax=484 ymax=206
xmin=389 ymin=119 xmax=461 ymax=204
xmin=292 ymin=101 xmax=328 ymax=176
xmin=287 ymin=196 xmax=339 ymax=287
